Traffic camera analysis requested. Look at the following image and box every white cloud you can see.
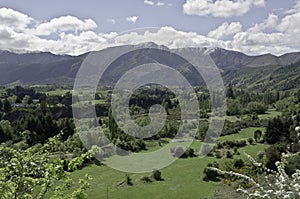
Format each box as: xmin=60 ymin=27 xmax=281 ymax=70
xmin=246 ymin=13 xmax=278 ymax=33
xmin=277 ymin=12 xmax=300 ymax=34
xmin=265 ymin=13 xmax=278 ymax=28
xmin=144 ymin=0 xmax=166 ymax=7
xmin=156 ymin=2 xmax=165 ymax=6
xmin=126 ymin=16 xmax=138 ymax=24
xmin=0 ymin=8 xmax=33 ymax=30
xmin=107 ymin=18 xmax=116 ymax=25
xmin=183 ymin=0 xmax=266 ymax=18
xmin=144 ymin=0 xmax=155 ymax=5
xmin=285 ymin=0 xmax=300 ymax=14
xmin=34 ymin=16 xmax=97 ymax=36
xmin=0 ymin=8 xmax=299 ymax=57
xmin=208 ymin=22 xmax=242 ymax=40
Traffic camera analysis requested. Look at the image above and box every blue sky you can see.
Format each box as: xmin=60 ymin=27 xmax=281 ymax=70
xmin=0 ymin=0 xmax=299 ymax=55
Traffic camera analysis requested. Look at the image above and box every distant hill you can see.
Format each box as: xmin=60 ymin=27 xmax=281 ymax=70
xmin=0 ymin=43 xmax=300 ymax=91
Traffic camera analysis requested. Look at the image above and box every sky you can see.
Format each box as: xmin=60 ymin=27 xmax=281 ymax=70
xmin=0 ymin=0 xmax=299 ymax=56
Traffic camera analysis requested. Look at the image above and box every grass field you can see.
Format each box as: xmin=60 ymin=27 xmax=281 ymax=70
xmin=219 ymin=127 xmax=265 ymax=141
xmin=71 ymin=127 xmax=269 ymax=199
xmin=258 ymin=109 xmax=281 ymax=119
xmin=225 ymin=109 xmax=281 ymax=122
xmin=44 ymin=88 xmax=70 ymax=96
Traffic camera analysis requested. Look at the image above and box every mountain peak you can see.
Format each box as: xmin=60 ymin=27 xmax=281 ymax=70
xmin=136 ymin=42 xmax=169 ymax=50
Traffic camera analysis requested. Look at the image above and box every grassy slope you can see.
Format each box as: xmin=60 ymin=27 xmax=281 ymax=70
xmin=225 ymin=109 xmax=281 ymax=122
xmin=219 ymin=127 xmax=265 ymax=141
xmin=71 ymin=127 xmax=269 ymax=199
xmin=71 ymin=141 xmax=218 ymax=199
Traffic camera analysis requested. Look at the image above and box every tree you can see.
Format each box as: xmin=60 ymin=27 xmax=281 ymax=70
xmin=246 ymin=102 xmax=267 ymax=114
xmin=226 ymin=99 xmax=241 ymax=116
xmin=61 ymin=92 xmax=72 ymax=107
xmin=3 ymin=99 xmax=11 ymax=112
xmin=22 ymin=95 xmax=33 ymax=105
xmin=233 ymin=158 xmax=244 ymax=168
xmin=209 ymin=153 xmax=300 ymax=199
xmin=265 ymin=143 xmax=286 ymax=170
xmin=254 ymin=129 xmax=262 ymax=142
xmin=125 ymin=175 xmax=133 ymax=186
xmin=152 ymin=169 xmax=163 ymax=181
xmin=226 ymin=85 xmax=235 ymax=99
xmin=248 ymin=137 xmax=254 ymax=145
xmin=95 ymin=93 xmax=101 ymax=100
xmin=265 ymin=117 xmax=290 ymax=144
xmin=171 ymin=146 xmax=185 ymax=158
xmin=0 ymin=120 xmax=14 ymax=143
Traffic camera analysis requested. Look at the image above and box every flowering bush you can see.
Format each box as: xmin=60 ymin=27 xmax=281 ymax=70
xmin=0 ymin=133 xmax=92 ymax=199
xmin=208 ymin=152 xmax=300 ymax=199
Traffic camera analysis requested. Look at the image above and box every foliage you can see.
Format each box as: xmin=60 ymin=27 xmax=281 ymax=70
xmin=152 ymin=169 xmax=163 ymax=181
xmin=264 ymin=116 xmax=291 ymax=144
xmin=0 ymin=134 xmax=91 ymax=199
xmin=170 ymin=146 xmax=195 ymax=158
xmin=208 ymin=153 xmax=300 ymax=199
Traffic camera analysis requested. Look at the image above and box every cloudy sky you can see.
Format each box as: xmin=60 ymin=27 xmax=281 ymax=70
xmin=0 ymin=0 xmax=298 ymax=56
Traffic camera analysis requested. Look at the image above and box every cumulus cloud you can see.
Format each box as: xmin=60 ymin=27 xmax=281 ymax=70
xmin=285 ymin=0 xmax=300 ymax=14
xmin=0 ymin=8 xmax=33 ymax=29
xmin=183 ymin=0 xmax=266 ymax=18
xmin=33 ymin=16 xmax=97 ymax=36
xmin=277 ymin=12 xmax=300 ymax=34
xmin=126 ymin=16 xmax=138 ymax=24
xmin=245 ymin=13 xmax=278 ymax=33
xmin=0 ymin=8 xmax=299 ymax=56
xmin=208 ymin=22 xmax=242 ymax=40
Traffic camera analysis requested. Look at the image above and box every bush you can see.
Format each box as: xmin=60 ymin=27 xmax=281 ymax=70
xmin=248 ymin=138 xmax=254 ymax=145
xmin=254 ymin=129 xmax=262 ymax=142
xmin=215 ymin=151 xmax=222 ymax=159
xmin=265 ymin=143 xmax=286 ymax=170
xmin=152 ymin=169 xmax=163 ymax=181
xmin=203 ymin=167 xmax=220 ymax=182
xmin=233 ymin=147 xmax=240 ymax=155
xmin=140 ymin=176 xmax=152 ymax=183
xmin=256 ymin=151 xmax=264 ymax=160
xmin=171 ymin=146 xmax=195 ymax=158
xmin=172 ymin=146 xmax=185 ymax=158
xmin=226 ymin=150 xmax=233 ymax=158
xmin=185 ymin=147 xmax=196 ymax=157
xmin=125 ymin=175 xmax=133 ymax=186
xmin=211 ymin=153 xmax=300 ymax=199
xmin=246 ymin=102 xmax=267 ymax=114
xmin=233 ymin=158 xmax=244 ymax=168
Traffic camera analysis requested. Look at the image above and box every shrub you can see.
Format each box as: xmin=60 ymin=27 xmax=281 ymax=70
xmin=172 ymin=146 xmax=185 ymax=158
xmin=215 ymin=151 xmax=222 ymax=159
xmin=152 ymin=169 xmax=163 ymax=181
xmin=125 ymin=175 xmax=133 ymax=186
xmin=256 ymin=151 xmax=264 ymax=160
xmin=233 ymin=158 xmax=244 ymax=168
xmin=203 ymin=167 xmax=220 ymax=182
xmin=207 ymin=152 xmax=300 ymax=199
xmin=226 ymin=150 xmax=233 ymax=158
xmin=254 ymin=129 xmax=262 ymax=142
xmin=140 ymin=176 xmax=152 ymax=183
xmin=248 ymin=138 xmax=254 ymax=145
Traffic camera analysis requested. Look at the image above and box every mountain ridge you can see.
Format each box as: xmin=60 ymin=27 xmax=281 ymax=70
xmin=1 ymin=43 xmax=300 ymax=89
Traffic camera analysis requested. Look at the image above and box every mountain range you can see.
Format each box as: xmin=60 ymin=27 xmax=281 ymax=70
xmin=1 ymin=42 xmax=300 ymax=91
